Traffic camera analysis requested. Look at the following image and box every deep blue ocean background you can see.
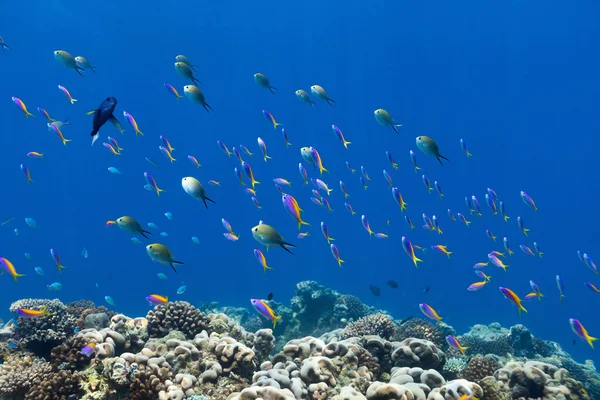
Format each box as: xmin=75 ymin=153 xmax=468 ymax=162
xmin=1 ymin=1 xmax=599 ymax=363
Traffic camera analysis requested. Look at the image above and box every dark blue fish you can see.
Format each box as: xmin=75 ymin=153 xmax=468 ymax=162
xmin=88 ymin=97 xmax=120 ymax=143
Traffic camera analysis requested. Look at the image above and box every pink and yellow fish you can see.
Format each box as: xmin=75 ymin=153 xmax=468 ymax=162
xmin=146 ymin=294 xmax=169 ymax=308
xmin=16 ymin=306 xmax=51 ymax=318
xmin=58 ymin=85 xmax=78 ymax=104
xmin=48 ymin=123 xmax=71 ymax=146
xmin=499 ymin=287 xmax=527 ymax=316
xmin=0 ymin=257 xmax=25 ymax=282
xmin=12 ymin=97 xmax=35 ymax=118
xmin=123 ymin=111 xmax=143 ymax=136
xmin=20 ymin=164 xmax=33 ymax=183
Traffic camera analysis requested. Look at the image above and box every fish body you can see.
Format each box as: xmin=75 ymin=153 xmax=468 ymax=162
xmin=81 ymin=343 xmax=96 ymax=357
xmin=254 ymin=73 xmax=277 ymax=94
xmin=241 ymin=161 xmax=260 ymax=188
xmin=262 ymin=110 xmax=281 ymax=129
xmin=446 ymin=335 xmax=469 ymax=355
xmin=419 ymin=303 xmax=442 ymax=324
xmin=374 ymin=109 xmax=401 ymax=132
xmin=488 ymin=254 xmax=509 ymax=272
xmin=295 ymin=89 xmax=316 ymax=106
xmin=416 ymin=136 xmax=449 ymax=165
xmin=50 ymin=249 xmax=66 ymax=272
xmin=460 ymin=138 xmax=472 ymax=157
xmin=499 ymin=287 xmax=527 ymax=316
xmin=0 ymin=258 xmax=25 ymax=282
xmin=485 ymin=194 xmax=497 ymax=214
xmin=58 ymin=85 xmax=77 ymax=104
xmin=310 ymin=85 xmax=335 ymax=105
xmin=16 ymin=306 xmax=50 ymax=318
xmin=182 ymin=177 xmax=215 ymax=208
xmin=499 ymin=201 xmax=509 ymax=222
xmin=282 ymin=194 xmax=310 ymax=230
xmin=254 ymin=249 xmax=272 ymax=273
xmin=503 ymin=237 xmax=515 ymax=256
xmin=146 ymin=294 xmax=169 ymax=308
xmin=144 ymin=172 xmax=165 ymax=196
xmin=54 ymin=50 xmax=84 ymax=76
xmin=146 ymin=243 xmax=184 ymax=272
xmin=73 ymin=56 xmax=97 ymax=72
xmin=386 ymin=151 xmax=399 ymax=169
xmin=517 ymin=216 xmax=530 ymax=236
xmin=164 ymin=83 xmax=183 ymax=100
xmin=520 ymin=191 xmax=538 ymax=211
xmin=330 ymin=244 xmax=344 ymax=266
xmin=175 ymin=62 xmax=201 ymax=85
xmin=108 ymin=216 xmax=151 ymax=238
xmin=184 ymin=85 xmax=212 ymax=112
xmin=570 ymin=319 xmax=598 ymax=348
xmin=556 ymin=275 xmax=565 ymax=302
xmin=402 ymin=236 xmax=422 ymax=267
xmin=252 ymin=223 xmax=295 ymax=254
xmin=12 ymin=97 xmax=35 ymax=118
xmin=257 ymin=137 xmax=272 ymax=161
xmin=88 ymin=97 xmax=119 ymax=144
xmin=250 ymin=299 xmax=282 ymax=328
xmin=391 ymin=187 xmax=407 ymax=211
xmin=321 ymin=222 xmax=335 ymax=244
xmin=332 ymin=125 xmax=351 ymax=149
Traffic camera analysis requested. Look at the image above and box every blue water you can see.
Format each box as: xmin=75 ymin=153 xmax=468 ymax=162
xmin=1 ymin=0 xmax=599 ymax=363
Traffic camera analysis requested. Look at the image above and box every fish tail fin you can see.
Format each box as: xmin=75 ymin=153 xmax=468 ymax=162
xmin=587 ymin=335 xmax=599 ymax=349
xmin=351 ymin=211 xmax=356 ymax=215
xmin=269 ymin=86 xmax=277 ymax=95
xmin=157 ymin=188 xmax=166 ymax=196
xmin=263 ymin=264 xmax=274 ymax=274
xmin=63 ymin=138 xmax=72 ymax=146
xmin=140 ymin=230 xmax=152 ymax=239
xmin=344 ymin=140 xmax=351 ymax=149
xmin=26 ymin=111 xmax=35 ymax=118
xmin=446 ymin=251 xmax=452 ymax=259
xmin=413 ymin=255 xmax=423 ymax=268
xmin=467 ymin=151 xmax=472 ymax=157
xmin=326 ymin=98 xmax=336 ymax=106
xmin=280 ymin=242 xmax=296 ymax=255
xmin=272 ymin=315 xmax=282 ymax=329
xmin=75 ymin=66 xmax=85 ymax=77
xmin=192 ymin=77 xmax=202 ymax=86
xmin=13 ymin=273 xmax=25 ymax=283
xmin=466 ymin=221 xmax=471 ymax=226
xmin=327 ymin=188 xmax=333 ymax=196
xmin=519 ymin=303 xmax=528 ymax=316
xmin=253 ymin=179 xmax=261 ymax=186
xmin=58 ymin=264 xmax=66 ymax=272
xmin=524 ymin=228 xmax=530 ymax=236
xmin=338 ymin=257 xmax=344 ymax=267
xmin=71 ymin=98 xmax=78 ymax=104
xmin=321 ymin=166 xmax=330 ymax=175
xmin=298 ymin=220 xmax=311 ymax=230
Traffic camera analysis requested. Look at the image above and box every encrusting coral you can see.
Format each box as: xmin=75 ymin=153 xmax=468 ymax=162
xmin=146 ymin=301 xmax=210 ymax=339
xmin=342 ymin=313 xmax=396 ymax=340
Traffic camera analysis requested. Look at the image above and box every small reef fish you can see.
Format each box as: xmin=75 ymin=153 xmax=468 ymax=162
xmin=402 ymin=236 xmax=422 ymax=267
xmin=107 ymin=216 xmax=152 ymax=238
xmin=37 ymin=107 xmax=55 ymax=121
xmin=556 ymin=275 xmax=565 ymax=302
xmin=146 ymin=294 xmax=169 ymax=308
xmin=374 ymin=108 xmax=401 ymax=132
xmin=57 ymin=85 xmax=77 ymax=104
xmin=12 ymin=97 xmax=35 ymax=118
xmin=108 ymin=167 xmax=121 ymax=175
xmin=27 ymin=152 xmax=44 ymax=159
xmin=105 ymin=296 xmax=116 ymax=306
xmin=520 ymin=245 xmax=535 ymax=256
xmin=330 ymin=244 xmax=344 ymax=267
xmin=520 ymin=191 xmax=538 ymax=211
xmin=282 ymin=194 xmax=310 ymax=230
xmin=486 ymin=230 xmax=497 ymax=242
xmin=48 ymin=123 xmax=72 ymax=146
xmin=419 ymin=303 xmax=442 ymax=325
xmin=80 ymin=343 xmax=96 ymax=358
xmin=500 ymin=201 xmax=509 ymax=222
xmin=422 ymin=175 xmax=433 ymax=193
xmin=25 ymin=218 xmax=37 ymax=228
xmin=182 ymin=177 xmax=215 ymax=208
xmin=159 ymin=146 xmax=176 ymax=162
xmin=16 ymin=306 xmax=51 ymax=318
xmin=242 ymin=161 xmax=260 ymax=189
xmin=346 ymin=161 xmax=355 ymax=173
xmin=146 ymin=243 xmax=184 ymax=272
xmin=446 ymin=336 xmax=469 ymax=355
xmin=344 ymin=203 xmax=356 ymax=215
xmin=499 ymin=287 xmax=527 ymax=316
xmin=54 ymin=50 xmax=84 ymax=76
xmin=361 ymin=215 xmax=375 ymax=237
xmin=144 ymin=172 xmax=165 ymax=196
xmin=34 ymin=267 xmax=44 ymax=276
xmin=416 ymin=136 xmax=449 ymax=166
xmin=517 ymin=216 xmax=530 ymax=236
xmin=295 ymin=89 xmax=316 ymax=107
xmin=0 ymin=36 xmax=9 ymax=51
xmin=0 ymin=258 xmax=25 ymax=282
xmin=468 ymin=281 xmax=488 ymax=291
xmin=253 ymin=73 xmax=277 ymax=94
xmin=488 ymin=253 xmax=509 ymax=272
xmin=262 ymin=110 xmax=282 ymax=129
xmin=20 ymin=164 xmax=33 ymax=183
xmin=386 ymin=151 xmax=399 ymax=170
xmin=218 ymin=141 xmax=233 ymax=157
xmin=251 ymin=223 xmax=296 ymax=254
xmin=383 ymin=170 xmax=393 ymax=188
xmin=184 ymin=85 xmax=212 ymax=112
xmin=529 ymin=280 xmax=544 ymax=301
xmin=164 ymin=83 xmax=184 ymax=100
xmin=431 ymin=245 xmax=452 ymax=258
xmin=157 ymin=273 xmax=169 ymax=280
xmin=332 ymin=125 xmax=351 ymax=149
xmin=460 ymin=138 xmax=472 ymax=157
xmin=175 ymin=61 xmax=202 ymax=85
xmin=175 ymin=55 xmax=199 ymax=70
xmin=50 ymin=249 xmax=66 ymax=272
xmin=257 ymin=137 xmax=272 ymax=161
xmin=188 ymin=155 xmax=201 ymax=167
xmin=310 ymin=85 xmax=335 ymax=105
xmin=191 ymin=237 xmax=201 ymax=245
xmin=123 ymin=111 xmax=144 ymax=137
xmin=250 ymin=299 xmax=282 ymax=329
xmin=87 ymin=97 xmax=121 ymax=146
xmin=47 ymin=282 xmax=63 ymax=291
xmin=485 ymin=194 xmax=497 ymax=214
xmin=165 ymin=212 xmax=173 ymax=220
xmin=103 ymin=142 xmax=120 ymax=156
xmin=177 ymin=284 xmax=187 ymax=294
xmin=533 ymin=242 xmax=543 ymax=257
xmin=503 ymin=237 xmax=514 ymax=256
xmin=254 ymin=249 xmax=272 ymax=273
xmin=570 ymin=319 xmax=598 ymax=349
xmin=281 ymin=128 xmax=292 ymax=147
xmin=145 ymin=157 xmax=160 ymax=168
xmin=321 ymin=222 xmax=335 ymax=244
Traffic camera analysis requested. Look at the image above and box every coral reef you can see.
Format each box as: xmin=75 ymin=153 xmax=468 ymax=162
xmin=0 ymin=283 xmax=597 ymax=400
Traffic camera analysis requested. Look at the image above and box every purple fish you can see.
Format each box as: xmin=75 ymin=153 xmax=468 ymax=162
xmin=485 ymin=194 xmax=497 ymax=214
xmin=298 ymin=163 xmax=308 ymax=185
xmin=471 ymin=195 xmax=482 ymax=216
xmin=250 ymin=299 xmax=281 ymax=328
xmin=520 ymin=245 xmax=535 ymax=256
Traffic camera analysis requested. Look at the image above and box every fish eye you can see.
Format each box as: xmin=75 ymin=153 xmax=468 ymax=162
xmin=149 ymin=245 xmax=153 ymax=249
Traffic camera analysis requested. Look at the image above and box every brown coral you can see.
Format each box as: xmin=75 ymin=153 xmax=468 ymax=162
xmin=50 ymin=335 xmax=94 ymax=371
xmin=146 ymin=301 xmax=210 ymax=339
xmin=76 ymin=305 xmax=115 ymax=330
xmin=394 ymin=318 xmax=445 ymax=348
xmin=342 ymin=313 xmax=396 ymax=340
xmin=24 ymin=370 xmax=83 ymax=400
xmin=460 ymin=355 xmax=500 ymax=385
xmin=0 ymin=355 xmax=52 ymax=397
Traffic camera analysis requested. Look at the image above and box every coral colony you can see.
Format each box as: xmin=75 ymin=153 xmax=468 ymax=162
xmin=0 ymin=281 xmax=596 ymax=399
